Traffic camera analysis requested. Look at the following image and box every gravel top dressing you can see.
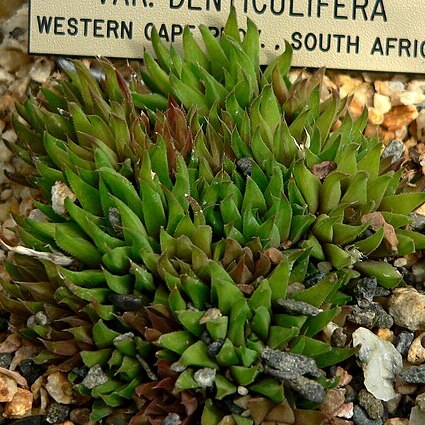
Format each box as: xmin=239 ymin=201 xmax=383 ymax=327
xmin=1 ymin=2 xmax=425 ymax=425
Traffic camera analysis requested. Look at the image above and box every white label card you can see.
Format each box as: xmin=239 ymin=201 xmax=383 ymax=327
xmin=29 ymin=0 xmax=425 ymax=73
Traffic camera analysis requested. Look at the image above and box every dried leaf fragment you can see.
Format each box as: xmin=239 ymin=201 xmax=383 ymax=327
xmin=362 ymin=212 xmax=398 ymax=254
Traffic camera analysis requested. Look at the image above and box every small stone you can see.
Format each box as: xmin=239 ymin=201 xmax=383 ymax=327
xmin=18 ymin=359 xmax=46 ymax=386
xmin=261 ymin=347 xmax=322 ymax=379
xmin=353 ymin=277 xmax=379 ymax=302
xmin=368 ymin=108 xmax=384 ymax=125
xmin=4 ymin=388 xmax=33 ymax=417
xmin=409 ymin=407 xmax=425 ymax=425
xmin=318 ymin=261 xmax=333 ymax=273
xmin=70 ymin=367 xmax=88 ymax=380
xmin=305 ymin=272 xmax=326 ymax=287
xmin=352 ymin=327 xmax=402 ymax=401
xmin=0 ymin=373 xmax=17 ymax=402
xmin=334 ymin=367 xmax=353 ymax=387
xmin=108 ymin=294 xmax=143 ymax=311
xmin=395 ymin=376 xmax=417 ymax=395
xmin=0 ymin=353 xmax=13 ymax=369
xmin=193 ymin=368 xmax=216 ymax=388
xmin=375 ymin=80 xmax=405 ymax=98
xmin=353 ymin=405 xmax=383 ymax=425
xmin=394 ymin=258 xmax=408 ymax=268
xmin=348 ymin=303 xmax=393 ymax=329
xmin=286 ymin=375 xmax=325 ymax=403
xmin=104 ymin=409 xmax=131 ymax=425
xmin=334 ymin=402 xmax=354 ymax=419
xmin=399 ymin=364 xmax=425 ymax=384
xmin=237 ymin=386 xmax=249 ymax=396
xmin=395 ymin=332 xmax=415 ymax=357
xmin=385 ymin=394 xmax=402 ymax=415
xmin=29 ymin=58 xmax=54 ymax=84
xmin=358 ymin=389 xmax=384 ymax=420
xmin=51 ymin=181 xmax=76 ymax=216
xmin=411 ymin=261 xmax=425 ymax=283
xmin=374 ymin=94 xmax=392 ymax=114
xmin=407 ymin=333 xmax=425 ymax=364
xmin=236 ymin=157 xmax=252 ymax=177
xmin=416 ymin=392 xmax=425 ymax=411
xmin=81 ymin=365 xmax=108 ymax=390
xmin=162 ymin=413 xmax=181 ymax=425
xmin=399 ymin=91 xmax=425 ymax=105
xmin=332 ymin=327 xmax=348 ymax=348
xmin=320 ymin=388 xmax=346 ymax=415
xmin=277 ymin=299 xmax=321 ymax=316
xmin=207 ymin=340 xmax=224 ymax=357
xmin=286 ymin=282 xmax=306 ymax=297
xmin=383 ymin=105 xmax=418 ymax=131
xmin=45 ymin=371 xmax=74 ymax=404
xmin=382 ymin=140 xmax=405 ymax=163
xmin=388 ymin=287 xmax=425 ymax=331
xmin=199 ymin=308 xmax=222 ymax=324
xmin=377 ymin=328 xmax=393 ymax=342
xmin=46 ymin=403 xmax=70 ymax=424
xmin=384 ymin=419 xmax=408 ymax=425
xmin=112 ymin=332 xmax=134 ymax=344
xmin=70 ymin=408 xmax=91 ymax=425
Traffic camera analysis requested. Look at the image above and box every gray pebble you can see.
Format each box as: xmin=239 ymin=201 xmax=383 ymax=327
xmin=162 ymin=413 xmax=182 ymax=425
xmin=261 ymin=347 xmax=322 ymax=379
xmin=236 ymin=158 xmax=252 ymax=177
xmin=81 ymin=364 xmax=109 ymax=389
xmin=331 ymin=327 xmax=347 ymax=348
xmin=286 ymin=375 xmax=325 ymax=403
xmin=353 ymin=405 xmax=383 ymax=425
xmin=109 ymin=294 xmax=143 ymax=311
xmin=399 ymin=365 xmax=425 ymax=384
xmin=395 ymin=331 xmax=415 ymax=357
xmin=0 ymin=353 xmax=12 ymax=369
xmin=304 ymin=272 xmax=326 ymax=288
xmin=358 ymin=389 xmax=384 ymax=420
xmin=108 ymin=207 xmax=123 ymax=237
xmin=348 ymin=303 xmax=393 ymax=329
xmin=409 ymin=213 xmax=425 ymax=232
xmin=354 ymin=277 xmax=378 ymax=302
xmin=381 ymin=139 xmax=404 ymax=163
xmin=46 ymin=403 xmax=70 ymax=424
xmin=278 ymin=299 xmax=321 ymax=316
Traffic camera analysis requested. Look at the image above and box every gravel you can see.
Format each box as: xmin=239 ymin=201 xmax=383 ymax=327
xmin=398 ymin=365 xmax=425 ymax=384
xmin=81 ymin=364 xmax=109 ymax=390
xmin=358 ymin=389 xmax=384 ymax=420
xmin=353 ymin=405 xmax=383 ymax=425
xmin=395 ymin=332 xmax=415 ymax=357
xmin=108 ymin=294 xmax=144 ymax=311
xmin=261 ymin=347 xmax=322 ymax=379
xmin=277 ymin=299 xmax=321 ymax=316
xmin=46 ymin=403 xmax=70 ymax=424
xmin=17 ymin=359 xmax=46 ymax=386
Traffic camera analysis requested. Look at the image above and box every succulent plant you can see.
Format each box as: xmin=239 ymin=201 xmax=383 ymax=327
xmin=2 ymin=7 xmax=425 ymax=424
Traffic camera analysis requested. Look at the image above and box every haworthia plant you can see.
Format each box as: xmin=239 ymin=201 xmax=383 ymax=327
xmin=2 ymin=7 xmax=425 ymax=425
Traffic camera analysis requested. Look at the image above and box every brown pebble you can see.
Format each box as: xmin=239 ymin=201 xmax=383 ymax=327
xmin=407 ymin=333 xmax=425 ymax=365
xmin=384 ymin=419 xmax=409 ymax=425
xmin=0 ymin=373 xmax=17 ymax=402
xmin=4 ymin=387 xmax=33 ymax=416
xmin=383 ymin=105 xmax=419 ymax=131
xmin=70 ymin=408 xmax=92 ymax=425
xmin=320 ymin=388 xmax=345 ymax=415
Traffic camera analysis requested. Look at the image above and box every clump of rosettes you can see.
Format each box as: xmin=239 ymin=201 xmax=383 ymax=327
xmin=2 ymin=7 xmax=425 ymax=425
